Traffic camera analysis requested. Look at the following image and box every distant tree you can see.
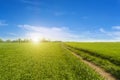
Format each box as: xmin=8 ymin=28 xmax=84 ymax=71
xmin=0 ymin=38 xmax=3 ymax=42
xmin=6 ymin=39 xmax=11 ymax=42
xmin=23 ymin=39 xmax=30 ymax=43
xmin=53 ymin=41 xmax=62 ymax=42
xmin=12 ymin=38 xmax=22 ymax=43
xmin=12 ymin=40 xmax=17 ymax=43
xmin=18 ymin=38 xmax=21 ymax=43
xmin=41 ymin=38 xmax=50 ymax=42
xmin=11 ymin=38 xmax=32 ymax=43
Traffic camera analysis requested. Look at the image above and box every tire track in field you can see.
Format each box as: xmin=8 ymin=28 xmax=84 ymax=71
xmin=71 ymin=52 xmax=116 ymax=80
xmin=62 ymin=45 xmax=117 ymax=80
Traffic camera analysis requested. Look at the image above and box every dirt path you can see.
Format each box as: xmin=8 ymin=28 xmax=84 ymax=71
xmin=63 ymin=45 xmax=117 ymax=80
xmin=71 ymin=52 xmax=116 ymax=80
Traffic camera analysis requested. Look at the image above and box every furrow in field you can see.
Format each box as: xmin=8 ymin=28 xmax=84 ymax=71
xmin=63 ymin=44 xmax=117 ymax=80
xmin=71 ymin=51 xmax=116 ymax=80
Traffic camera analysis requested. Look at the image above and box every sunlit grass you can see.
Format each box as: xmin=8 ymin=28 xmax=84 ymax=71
xmin=0 ymin=43 xmax=104 ymax=80
xmin=66 ymin=42 xmax=120 ymax=79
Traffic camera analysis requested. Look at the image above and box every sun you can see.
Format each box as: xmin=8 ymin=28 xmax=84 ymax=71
xmin=31 ymin=37 xmax=40 ymax=43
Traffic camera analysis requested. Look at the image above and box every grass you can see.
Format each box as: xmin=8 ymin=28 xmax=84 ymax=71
xmin=0 ymin=43 xmax=103 ymax=80
xmin=65 ymin=42 xmax=120 ymax=79
xmin=66 ymin=42 xmax=120 ymax=65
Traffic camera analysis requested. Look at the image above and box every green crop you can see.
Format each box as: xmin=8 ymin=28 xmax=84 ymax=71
xmin=66 ymin=42 xmax=120 ymax=65
xmin=66 ymin=42 xmax=120 ymax=79
xmin=0 ymin=43 xmax=103 ymax=80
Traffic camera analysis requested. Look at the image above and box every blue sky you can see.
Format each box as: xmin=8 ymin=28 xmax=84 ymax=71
xmin=0 ymin=0 xmax=120 ymax=41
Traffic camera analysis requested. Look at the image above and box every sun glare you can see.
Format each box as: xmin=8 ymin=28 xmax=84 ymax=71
xmin=32 ymin=37 xmax=40 ymax=43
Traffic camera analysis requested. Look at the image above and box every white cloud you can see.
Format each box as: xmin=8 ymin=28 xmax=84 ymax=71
xmin=99 ymin=28 xmax=106 ymax=33
xmin=53 ymin=11 xmax=76 ymax=16
xmin=99 ymin=27 xmax=120 ymax=41
xmin=8 ymin=33 xmax=17 ymax=36
xmin=18 ymin=24 xmax=79 ymax=41
xmin=17 ymin=25 xmax=120 ymax=42
xmin=0 ymin=20 xmax=8 ymax=26
xmin=54 ymin=12 xmax=66 ymax=16
xmin=21 ymin=0 xmax=40 ymax=5
xmin=112 ymin=26 xmax=120 ymax=30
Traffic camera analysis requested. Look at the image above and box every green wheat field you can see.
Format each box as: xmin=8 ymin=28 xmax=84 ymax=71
xmin=0 ymin=42 xmax=120 ymax=80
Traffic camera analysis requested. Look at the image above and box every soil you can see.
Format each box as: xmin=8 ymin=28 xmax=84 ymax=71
xmin=62 ymin=45 xmax=117 ymax=80
xmin=71 ymin=51 xmax=116 ymax=80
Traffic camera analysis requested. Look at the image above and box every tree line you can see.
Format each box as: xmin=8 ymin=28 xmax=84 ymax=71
xmin=0 ymin=38 xmax=49 ymax=43
xmin=0 ymin=38 xmax=62 ymax=43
